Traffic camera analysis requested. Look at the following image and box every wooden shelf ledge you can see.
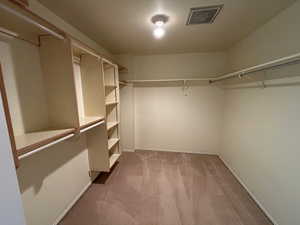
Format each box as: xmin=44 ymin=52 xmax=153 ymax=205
xmin=105 ymin=101 xmax=118 ymax=106
xmin=79 ymin=116 xmax=105 ymax=130
xmin=0 ymin=0 xmax=65 ymax=46
xmin=107 ymin=122 xmax=119 ymax=131
xmin=108 ymin=138 xmax=119 ymax=150
xmin=109 ymin=153 xmax=121 ymax=168
xmin=105 ymin=84 xmax=117 ymax=89
xmin=103 ymin=63 xmax=114 ymax=70
xmin=16 ymin=128 xmax=75 ymax=156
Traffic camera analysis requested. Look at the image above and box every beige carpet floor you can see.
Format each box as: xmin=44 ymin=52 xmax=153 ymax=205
xmin=59 ymin=150 xmax=272 ymax=225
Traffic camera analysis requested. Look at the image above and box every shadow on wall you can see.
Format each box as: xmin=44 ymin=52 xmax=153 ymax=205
xmin=17 ymin=135 xmax=87 ymax=195
xmin=9 ymin=40 xmax=49 ymax=133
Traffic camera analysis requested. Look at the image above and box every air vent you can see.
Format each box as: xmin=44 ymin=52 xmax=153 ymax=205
xmin=186 ymin=5 xmax=223 ymax=25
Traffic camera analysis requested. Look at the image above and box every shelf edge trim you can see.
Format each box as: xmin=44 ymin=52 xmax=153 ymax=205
xmin=18 ymin=133 xmax=74 ymax=160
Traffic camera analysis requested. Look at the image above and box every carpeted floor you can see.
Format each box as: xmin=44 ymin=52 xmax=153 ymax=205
xmin=59 ymin=150 xmax=272 ymax=225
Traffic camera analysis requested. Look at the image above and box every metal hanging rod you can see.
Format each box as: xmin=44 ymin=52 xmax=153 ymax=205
xmin=125 ymin=78 xmax=214 ymax=83
xmin=0 ymin=28 xmax=39 ymax=46
xmin=124 ymin=52 xmax=300 ymax=84
xmin=18 ymin=134 xmax=74 ymax=160
xmin=210 ymin=52 xmax=300 ymax=83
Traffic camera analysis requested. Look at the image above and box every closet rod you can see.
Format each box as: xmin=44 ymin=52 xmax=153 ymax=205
xmin=123 ymin=53 xmax=300 ymax=84
xmin=210 ymin=52 xmax=300 ymax=83
xmin=0 ymin=2 xmax=65 ymax=40
xmin=0 ymin=29 xmax=38 ymax=46
xmin=18 ymin=134 xmax=74 ymax=160
xmin=125 ymin=78 xmax=214 ymax=83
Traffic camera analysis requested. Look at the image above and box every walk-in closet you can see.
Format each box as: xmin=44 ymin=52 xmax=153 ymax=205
xmin=0 ymin=0 xmax=299 ymax=225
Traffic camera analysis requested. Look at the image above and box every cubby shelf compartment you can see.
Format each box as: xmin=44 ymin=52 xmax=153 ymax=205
xmin=107 ymin=121 xmax=119 ymax=131
xmin=72 ymin=43 xmax=106 ymax=134
xmin=0 ymin=33 xmax=80 ymax=162
xmin=108 ymin=138 xmax=119 ymax=150
xmin=109 ymin=153 xmax=121 ymax=168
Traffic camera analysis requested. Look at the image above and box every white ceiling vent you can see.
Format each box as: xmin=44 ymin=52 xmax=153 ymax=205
xmin=186 ymin=5 xmax=223 ymax=25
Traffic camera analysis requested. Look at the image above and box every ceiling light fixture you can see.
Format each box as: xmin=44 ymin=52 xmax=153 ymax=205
xmin=151 ymin=14 xmax=168 ymax=39
xmin=153 ymin=27 xmax=165 ymax=39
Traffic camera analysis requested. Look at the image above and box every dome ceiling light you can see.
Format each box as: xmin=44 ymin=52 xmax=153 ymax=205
xmin=151 ymin=14 xmax=169 ymax=39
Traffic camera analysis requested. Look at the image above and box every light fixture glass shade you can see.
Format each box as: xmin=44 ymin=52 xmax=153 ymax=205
xmin=153 ymin=27 xmax=165 ymax=39
xmin=155 ymin=21 xmax=164 ymax=27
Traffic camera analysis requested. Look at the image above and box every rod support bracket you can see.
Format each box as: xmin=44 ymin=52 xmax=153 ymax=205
xmin=182 ymin=80 xmax=189 ymax=96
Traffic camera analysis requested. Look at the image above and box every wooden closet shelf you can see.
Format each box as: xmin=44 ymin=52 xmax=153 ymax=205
xmin=119 ymin=81 xmax=128 ymax=86
xmin=109 ymin=153 xmax=121 ymax=168
xmin=108 ymin=138 xmax=119 ymax=150
xmin=79 ymin=116 xmax=105 ymax=129
xmin=107 ymin=122 xmax=119 ymax=131
xmin=16 ymin=128 xmax=75 ymax=156
xmin=105 ymin=84 xmax=117 ymax=89
xmin=103 ymin=63 xmax=114 ymax=70
xmin=0 ymin=0 xmax=65 ymax=45
xmin=105 ymin=101 xmax=118 ymax=106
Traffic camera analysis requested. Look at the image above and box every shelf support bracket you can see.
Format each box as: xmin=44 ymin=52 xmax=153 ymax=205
xmin=182 ymin=80 xmax=189 ymax=96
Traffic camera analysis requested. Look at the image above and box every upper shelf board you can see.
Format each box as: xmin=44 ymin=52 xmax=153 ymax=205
xmin=108 ymin=138 xmax=119 ymax=150
xmin=107 ymin=121 xmax=119 ymax=131
xmin=105 ymin=101 xmax=118 ymax=106
xmin=0 ymin=0 xmax=65 ymax=45
xmin=79 ymin=116 xmax=105 ymax=129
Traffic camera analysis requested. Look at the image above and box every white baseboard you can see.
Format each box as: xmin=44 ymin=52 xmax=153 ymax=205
xmin=219 ymin=156 xmax=278 ymax=225
xmin=135 ymin=147 xmax=218 ymax=155
xmin=53 ymin=181 xmax=92 ymax=225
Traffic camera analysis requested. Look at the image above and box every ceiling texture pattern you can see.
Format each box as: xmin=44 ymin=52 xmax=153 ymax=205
xmin=37 ymin=0 xmax=296 ymax=54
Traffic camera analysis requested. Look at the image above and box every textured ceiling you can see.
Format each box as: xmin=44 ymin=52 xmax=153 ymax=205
xmin=37 ymin=0 xmax=296 ymax=54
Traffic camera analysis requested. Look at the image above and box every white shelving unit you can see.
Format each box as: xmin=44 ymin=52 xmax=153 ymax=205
xmin=72 ymin=45 xmax=106 ymax=130
xmin=103 ymin=60 xmax=121 ymax=169
xmin=0 ymin=32 xmax=79 ymax=157
xmin=108 ymin=138 xmax=119 ymax=150
xmin=107 ymin=121 xmax=119 ymax=131
xmin=109 ymin=153 xmax=121 ymax=169
xmin=0 ymin=0 xmax=125 ymax=170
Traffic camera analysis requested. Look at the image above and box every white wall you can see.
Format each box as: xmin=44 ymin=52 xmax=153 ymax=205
xmin=120 ymin=84 xmax=135 ymax=152
xmin=221 ymin=1 xmax=300 ymax=225
xmin=117 ymin=53 xmax=228 ymax=154
xmin=0 ymin=89 xmax=26 ymax=225
xmin=17 ymin=136 xmax=91 ymax=225
xmin=228 ymin=0 xmax=300 ymax=71
xmin=135 ymin=85 xmax=224 ymax=154
xmin=222 ymin=82 xmax=300 ymax=225
xmin=121 ymin=52 xmax=229 ymax=80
